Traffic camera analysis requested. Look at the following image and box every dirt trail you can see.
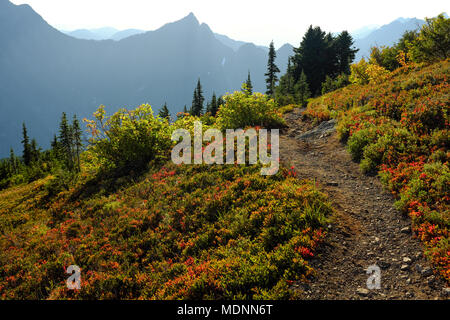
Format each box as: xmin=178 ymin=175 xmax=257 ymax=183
xmin=280 ymin=108 xmax=448 ymax=300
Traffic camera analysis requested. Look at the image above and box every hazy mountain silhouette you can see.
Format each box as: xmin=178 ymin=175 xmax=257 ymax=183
xmin=351 ymin=25 xmax=380 ymax=39
xmin=64 ymin=27 xmax=273 ymax=50
xmin=354 ymin=17 xmax=426 ymax=60
xmin=276 ymin=43 xmax=294 ymax=74
xmin=213 ymin=33 xmax=248 ymax=51
xmin=111 ymin=29 xmax=145 ymax=41
xmin=63 ymin=27 xmax=144 ymax=41
xmin=0 ymin=1 xmax=291 ymax=156
xmin=65 ymin=29 xmax=106 ymax=40
xmin=213 ymin=33 xmax=270 ymax=52
xmin=2 ymin=0 xmax=430 ymax=157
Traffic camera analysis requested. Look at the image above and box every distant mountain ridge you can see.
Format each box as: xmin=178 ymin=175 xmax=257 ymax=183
xmin=0 ymin=1 xmax=293 ymax=157
xmin=63 ymin=27 xmax=145 ymax=41
xmin=0 ymin=0 xmax=442 ymax=157
xmin=351 ymin=25 xmax=380 ymax=39
xmin=61 ymin=15 xmax=434 ymax=63
xmin=62 ymin=27 xmax=274 ymax=51
xmin=353 ymin=17 xmax=426 ymax=60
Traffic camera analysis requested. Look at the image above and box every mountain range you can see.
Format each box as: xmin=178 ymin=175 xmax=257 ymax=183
xmin=64 ymin=27 xmax=272 ymax=51
xmin=0 ymin=0 xmax=293 ymax=156
xmin=354 ymin=17 xmax=426 ymax=60
xmin=63 ymin=27 xmax=145 ymax=41
xmin=0 ymin=0 xmax=441 ymax=157
xmin=62 ymin=16 xmax=433 ymax=61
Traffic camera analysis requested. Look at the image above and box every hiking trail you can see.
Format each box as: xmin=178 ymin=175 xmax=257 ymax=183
xmin=280 ymin=107 xmax=448 ymax=300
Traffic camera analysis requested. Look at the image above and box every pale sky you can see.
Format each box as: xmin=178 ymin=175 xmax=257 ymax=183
xmin=10 ymin=0 xmax=449 ymax=48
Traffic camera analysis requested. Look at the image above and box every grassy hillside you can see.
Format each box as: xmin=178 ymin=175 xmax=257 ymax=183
xmin=0 ymin=60 xmax=448 ymax=300
xmin=0 ymin=91 xmax=332 ymax=300
xmin=304 ymin=60 xmax=449 ymax=282
xmin=0 ymin=163 xmax=332 ymax=299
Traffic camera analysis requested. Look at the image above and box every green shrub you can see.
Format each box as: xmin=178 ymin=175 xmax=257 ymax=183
xmin=360 ymin=128 xmax=415 ymax=173
xmin=347 ymin=126 xmax=380 ymax=162
xmin=275 ymin=94 xmax=297 ymax=108
xmin=321 ymin=73 xmax=350 ymax=95
xmin=360 ymin=140 xmax=385 ymax=174
xmin=216 ymin=90 xmax=286 ymax=129
xmin=279 ymin=104 xmax=297 ymax=114
xmin=44 ymin=169 xmax=77 ymax=197
xmin=412 ymin=14 xmax=450 ymax=63
xmin=395 ymin=162 xmax=450 ymax=218
xmin=85 ymin=104 xmax=173 ymax=171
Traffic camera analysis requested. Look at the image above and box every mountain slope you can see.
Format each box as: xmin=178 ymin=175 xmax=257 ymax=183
xmin=351 ymin=24 xmax=380 ymax=39
xmin=63 ymin=28 xmax=144 ymax=41
xmin=111 ymin=29 xmax=145 ymax=41
xmin=65 ymin=29 xmax=104 ymax=40
xmin=276 ymin=43 xmax=294 ymax=74
xmin=354 ymin=17 xmax=425 ymax=60
xmin=64 ymin=27 xmax=119 ymax=40
xmin=0 ymin=2 xmax=290 ymax=157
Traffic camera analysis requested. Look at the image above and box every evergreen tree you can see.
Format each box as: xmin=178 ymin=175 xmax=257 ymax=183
xmin=334 ymin=31 xmax=358 ymax=75
xmin=323 ymin=32 xmax=339 ymax=79
xmin=286 ymin=58 xmax=294 ymax=95
xmin=206 ymin=92 xmax=220 ymax=116
xmin=72 ymin=115 xmax=82 ymax=172
xmin=158 ymin=103 xmax=170 ymax=120
xmin=265 ymin=41 xmax=280 ymax=96
xmin=51 ymin=134 xmax=59 ymax=151
xmin=9 ymin=148 xmax=17 ymax=175
xmin=30 ymin=138 xmax=40 ymax=163
xmin=415 ymin=14 xmax=450 ymax=62
xmin=321 ymin=75 xmax=335 ymax=95
xmin=217 ymin=96 xmax=225 ymax=113
xmin=21 ymin=123 xmax=32 ymax=166
xmin=292 ymin=26 xmax=357 ymax=96
xmin=294 ymin=71 xmax=311 ymax=107
xmin=191 ymin=79 xmax=204 ymax=116
xmin=50 ymin=134 xmax=61 ymax=161
xmin=191 ymin=88 xmax=197 ymax=115
xmin=210 ymin=92 xmax=219 ymax=116
xmin=59 ymin=112 xmax=73 ymax=169
xmin=51 ymin=134 xmax=58 ymax=149
xmin=275 ymin=58 xmax=295 ymax=100
xmin=291 ymin=26 xmax=329 ymax=96
xmin=205 ymin=95 xmax=213 ymax=115
xmin=243 ymin=71 xmax=253 ymax=95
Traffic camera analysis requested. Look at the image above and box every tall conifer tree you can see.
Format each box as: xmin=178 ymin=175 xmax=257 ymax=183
xmin=210 ymin=92 xmax=218 ymax=116
xmin=21 ymin=123 xmax=31 ymax=166
xmin=159 ymin=103 xmax=170 ymax=120
xmin=265 ymin=41 xmax=280 ymax=96
xmin=59 ymin=112 xmax=73 ymax=169
xmin=9 ymin=148 xmax=17 ymax=174
xmin=191 ymin=79 xmax=204 ymax=116
xmin=243 ymin=71 xmax=253 ymax=95
xmin=72 ymin=115 xmax=82 ymax=172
